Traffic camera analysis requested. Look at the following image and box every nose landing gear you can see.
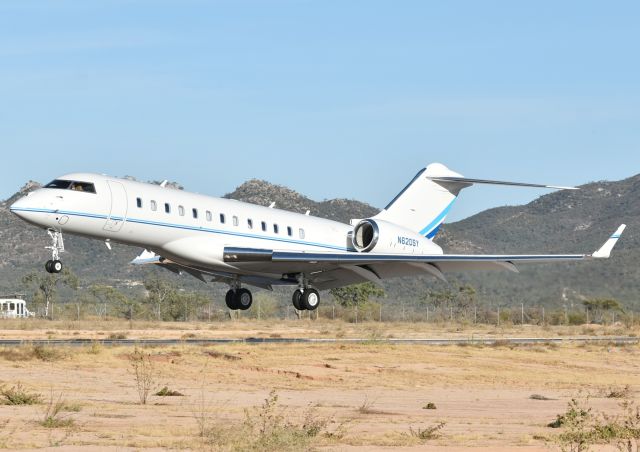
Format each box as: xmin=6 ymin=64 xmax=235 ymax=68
xmin=44 ymin=229 xmax=64 ymax=274
xmin=45 ymin=260 xmax=63 ymax=274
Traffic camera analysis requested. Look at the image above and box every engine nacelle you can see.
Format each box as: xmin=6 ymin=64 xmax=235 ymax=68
xmin=351 ymin=219 xmax=443 ymax=254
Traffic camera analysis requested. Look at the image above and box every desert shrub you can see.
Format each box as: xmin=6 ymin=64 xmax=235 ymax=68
xmin=422 ymin=402 xmax=437 ymax=409
xmin=40 ymin=390 xmax=76 ymax=428
xmin=32 ymin=345 xmax=65 ymax=362
xmin=407 ymin=422 xmax=446 ymax=441
xmin=549 ymin=395 xmax=640 ymax=451
xmin=530 ymin=394 xmax=554 ymax=401
xmin=86 ymin=341 xmax=102 ymax=355
xmin=107 ymin=332 xmax=127 ymax=340
xmin=203 ymin=390 xmax=332 ymax=451
xmin=129 ymin=348 xmax=156 ymax=405
xmin=0 ymin=383 xmax=42 ymax=405
xmin=155 ymin=386 xmax=184 ymax=397
xmin=356 ymin=396 xmax=392 ymax=415
xmin=604 ymin=385 xmax=631 ymax=399
xmin=568 ymin=312 xmax=587 ymax=326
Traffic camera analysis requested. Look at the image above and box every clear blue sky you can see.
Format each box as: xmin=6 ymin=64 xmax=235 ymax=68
xmin=1 ymin=0 xmax=639 ymax=220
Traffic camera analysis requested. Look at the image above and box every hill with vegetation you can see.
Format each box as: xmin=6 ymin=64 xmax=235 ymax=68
xmin=0 ymin=174 xmax=637 ymax=310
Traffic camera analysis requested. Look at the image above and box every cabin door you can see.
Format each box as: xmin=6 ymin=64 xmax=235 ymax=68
xmin=103 ymin=181 xmax=128 ymax=232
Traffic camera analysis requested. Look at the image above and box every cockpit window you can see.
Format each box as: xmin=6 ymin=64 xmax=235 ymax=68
xmin=45 ymin=179 xmax=72 ymax=189
xmin=44 ymin=179 xmax=96 ymax=194
xmin=69 ymin=182 xmax=96 ymax=193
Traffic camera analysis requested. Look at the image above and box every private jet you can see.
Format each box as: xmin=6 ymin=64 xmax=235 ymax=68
xmin=10 ymin=163 xmax=625 ymax=311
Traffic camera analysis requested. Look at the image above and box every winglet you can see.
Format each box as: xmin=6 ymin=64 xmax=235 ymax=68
xmin=592 ymin=224 xmax=626 ymax=258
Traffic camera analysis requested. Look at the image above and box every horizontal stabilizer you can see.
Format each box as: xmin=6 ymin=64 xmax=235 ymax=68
xmin=428 ymin=176 xmax=577 ymax=191
xmin=592 ymin=224 xmax=626 ymax=258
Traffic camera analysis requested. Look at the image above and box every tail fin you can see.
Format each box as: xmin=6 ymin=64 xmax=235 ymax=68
xmin=373 ymin=163 xmax=463 ymax=239
xmin=373 ymin=163 xmax=576 ymax=239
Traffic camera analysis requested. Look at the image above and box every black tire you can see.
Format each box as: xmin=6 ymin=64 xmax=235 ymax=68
xmin=52 ymin=260 xmax=63 ymax=273
xmin=292 ymin=289 xmax=304 ymax=310
xmin=301 ymin=288 xmax=320 ymax=311
xmin=235 ymin=288 xmax=252 ymax=310
xmin=45 ymin=260 xmax=53 ymax=273
xmin=225 ymin=290 xmax=238 ymax=310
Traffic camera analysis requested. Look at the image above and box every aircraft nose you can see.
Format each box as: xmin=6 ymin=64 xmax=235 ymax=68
xmin=10 ymin=194 xmax=33 ymax=219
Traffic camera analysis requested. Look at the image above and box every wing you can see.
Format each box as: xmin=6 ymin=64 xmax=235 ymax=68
xmin=131 ymin=225 xmax=625 ymax=291
xmin=221 ymin=225 xmax=626 ymax=290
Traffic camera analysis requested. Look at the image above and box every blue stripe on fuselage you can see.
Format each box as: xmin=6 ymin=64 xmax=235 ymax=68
xmin=10 ymin=207 xmax=353 ymax=252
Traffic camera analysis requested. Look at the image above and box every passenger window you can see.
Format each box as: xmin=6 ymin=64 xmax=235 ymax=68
xmin=151 ymin=200 xmax=157 ymax=211
xmin=178 ymin=206 xmax=185 ymax=216
xmin=287 ymin=226 xmax=293 ymax=236
xmin=233 ymin=216 xmax=239 ymax=226
xmin=299 ymin=228 xmax=305 ymax=239
xmin=220 ymin=213 xmax=225 ymax=224
xmin=247 ymin=219 xmax=253 ymax=229
xmin=261 ymin=221 xmax=267 ymax=232
xmin=206 ymin=211 xmax=212 ymax=222
xmin=136 ymin=197 xmax=142 ymax=208
xmin=192 ymin=208 xmax=198 ymax=219
xmin=273 ymin=224 xmax=279 ymax=234
xmin=164 ymin=203 xmax=171 ymax=214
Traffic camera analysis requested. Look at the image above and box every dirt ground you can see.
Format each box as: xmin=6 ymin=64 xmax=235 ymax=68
xmin=0 ymin=321 xmax=639 ymax=450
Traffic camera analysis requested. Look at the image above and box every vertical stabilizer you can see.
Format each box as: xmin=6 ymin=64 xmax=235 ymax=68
xmin=373 ymin=163 xmax=465 ymax=238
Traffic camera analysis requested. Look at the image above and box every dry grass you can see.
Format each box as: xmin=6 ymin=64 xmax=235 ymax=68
xmin=39 ymin=389 xmax=76 ymax=428
xmin=0 ymin=344 xmax=67 ymax=362
xmin=0 ymin=318 xmax=638 ymax=341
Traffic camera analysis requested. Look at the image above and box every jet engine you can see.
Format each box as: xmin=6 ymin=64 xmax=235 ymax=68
xmin=351 ymin=219 xmax=442 ymax=254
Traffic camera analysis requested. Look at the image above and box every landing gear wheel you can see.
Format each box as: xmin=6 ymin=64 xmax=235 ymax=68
xmin=225 ymin=290 xmax=238 ymax=310
xmin=301 ymin=288 xmax=320 ymax=311
xmin=292 ymin=289 xmax=304 ymax=310
xmin=51 ymin=260 xmax=63 ymax=273
xmin=235 ymin=288 xmax=253 ymax=311
xmin=45 ymin=260 xmax=54 ymax=273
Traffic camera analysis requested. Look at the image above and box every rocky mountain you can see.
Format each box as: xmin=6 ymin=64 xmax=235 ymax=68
xmin=0 ymin=174 xmax=637 ymax=308
xmin=224 ymin=179 xmax=378 ymax=222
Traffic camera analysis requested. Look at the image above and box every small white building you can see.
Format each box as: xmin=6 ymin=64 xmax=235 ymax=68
xmin=0 ymin=297 xmax=32 ymax=319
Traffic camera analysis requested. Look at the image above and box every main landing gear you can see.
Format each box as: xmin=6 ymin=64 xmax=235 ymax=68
xmin=225 ymin=287 xmax=253 ymax=311
xmin=223 ymin=274 xmax=320 ymax=312
xmin=291 ymin=288 xmax=320 ymax=311
xmin=291 ymin=274 xmax=320 ymax=311
xmin=44 ymin=229 xmax=64 ymax=274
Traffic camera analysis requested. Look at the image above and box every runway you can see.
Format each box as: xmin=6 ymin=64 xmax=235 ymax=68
xmin=0 ymin=336 xmax=637 ymax=347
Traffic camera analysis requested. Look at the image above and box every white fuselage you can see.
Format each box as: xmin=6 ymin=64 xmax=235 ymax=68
xmin=10 ymin=173 xmax=443 ymax=278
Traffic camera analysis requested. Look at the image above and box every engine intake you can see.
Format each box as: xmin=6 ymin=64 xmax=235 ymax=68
xmin=352 ymin=219 xmax=379 ymax=252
